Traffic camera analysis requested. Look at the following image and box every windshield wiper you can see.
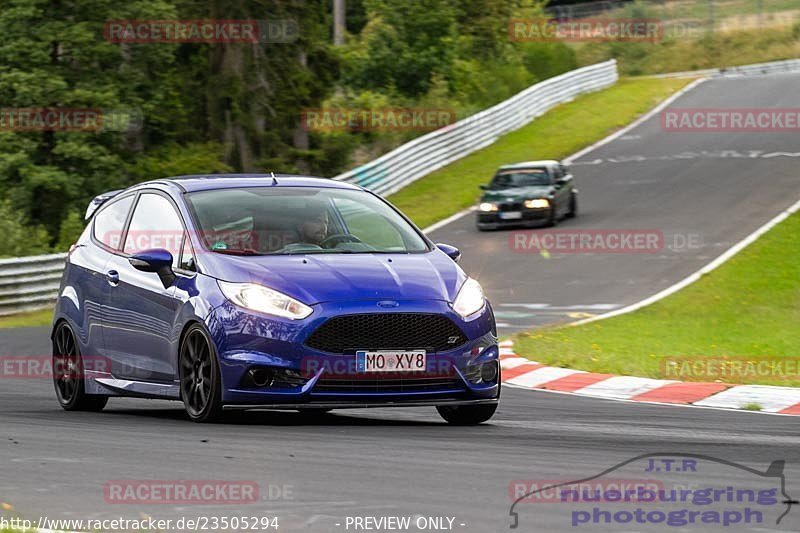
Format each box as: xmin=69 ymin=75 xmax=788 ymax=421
xmin=281 ymin=249 xmax=359 ymax=254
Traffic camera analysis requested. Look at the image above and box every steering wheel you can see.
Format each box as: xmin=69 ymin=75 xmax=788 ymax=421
xmin=320 ymin=233 xmax=362 ymax=248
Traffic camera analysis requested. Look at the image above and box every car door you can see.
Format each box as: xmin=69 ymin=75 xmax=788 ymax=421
xmin=101 ymin=191 xmax=185 ymax=383
xmin=78 ymin=193 xmax=136 ymax=360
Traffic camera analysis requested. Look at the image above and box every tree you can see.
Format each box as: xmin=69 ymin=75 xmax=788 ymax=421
xmin=0 ymin=0 xmax=182 ymax=241
xmin=0 ymin=200 xmax=51 ymax=257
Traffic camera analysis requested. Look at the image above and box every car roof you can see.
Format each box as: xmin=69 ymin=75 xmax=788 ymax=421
xmin=496 ymin=160 xmax=560 ymax=171
xmin=141 ymin=174 xmax=364 ymax=193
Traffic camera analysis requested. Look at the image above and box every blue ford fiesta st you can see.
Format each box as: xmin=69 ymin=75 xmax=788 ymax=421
xmin=52 ymin=175 xmax=500 ymax=423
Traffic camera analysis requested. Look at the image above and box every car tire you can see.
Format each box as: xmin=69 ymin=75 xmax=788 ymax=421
xmin=436 ymin=403 xmax=498 ymax=425
xmin=52 ymin=321 xmax=108 ymax=412
xmin=566 ymin=192 xmax=577 ymax=218
xmin=179 ymin=324 xmax=224 ymax=423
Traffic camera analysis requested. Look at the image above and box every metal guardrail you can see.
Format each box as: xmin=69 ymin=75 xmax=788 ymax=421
xmin=333 ymin=60 xmax=619 ymax=196
xmin=0 ymin=253 xmax=66 ymax=316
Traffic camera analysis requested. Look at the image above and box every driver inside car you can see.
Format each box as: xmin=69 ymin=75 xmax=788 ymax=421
xmin=296 ymin=200 xmax=329 ymax=246
xmin=277 ymin=198 xmax=364 ymax=253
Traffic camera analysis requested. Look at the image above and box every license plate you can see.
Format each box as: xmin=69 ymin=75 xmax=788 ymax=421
xmin=356 ymin=350 xmax=426 ymax=372
xmin=499 ymin=211 xmax=522 ymax=220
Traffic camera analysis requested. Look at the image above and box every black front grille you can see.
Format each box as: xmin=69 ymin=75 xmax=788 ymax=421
xmin=305 ymin=313 xmax=468 ymax=353
xmin=314 ymin=377 xmax=464 ymax=393
xmin=499 ymin=202 xmax=523 ymax=211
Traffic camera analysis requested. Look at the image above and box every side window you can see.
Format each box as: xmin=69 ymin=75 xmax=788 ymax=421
xmin=560 ymin=164 xmax=569 ymax=177
xmin=93 ymin=195 xmax=135 ymax=250
xmin=123 ymin=193 xmax=184 ymax=269
xmin=179 ymin=234 xmax=196 ymax=272
xmin=551 ymin=165 xmax=562 ymax=181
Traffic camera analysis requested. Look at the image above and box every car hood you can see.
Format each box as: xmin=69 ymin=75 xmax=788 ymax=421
xmin=482 ymin=186 xmax=554 ymax=202
xmin=201 ymin=250 xmax=467 ymax=305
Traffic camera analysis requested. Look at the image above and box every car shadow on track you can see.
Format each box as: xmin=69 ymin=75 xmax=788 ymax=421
xmin=98 ymin=407 xmax=450 ymax=426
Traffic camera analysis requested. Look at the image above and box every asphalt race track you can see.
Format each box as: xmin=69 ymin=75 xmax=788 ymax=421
xmin=2 ymin=328 xmax=800 ymax=532
xmin=2 ymin=73 xmax=800 ymax=533
xmin=432 ymin=74 xmax=800 ymax=331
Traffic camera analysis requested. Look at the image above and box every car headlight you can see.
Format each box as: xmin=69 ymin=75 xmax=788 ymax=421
xmin=218 ymin=281 xmax=313 ymax=320
xmin=524 ymin=198 xmax=550 ymax=209
xmin=453 ymin=278 xmax=485 ymax=318
xmin=478 ymin=202 xmax=498 ymax=212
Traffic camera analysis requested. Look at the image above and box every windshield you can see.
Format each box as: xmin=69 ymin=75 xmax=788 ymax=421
xmin=185 ymin=187 xmax=429 ymax=255
xmin=488 ymin=168 xmax=551 ymax=189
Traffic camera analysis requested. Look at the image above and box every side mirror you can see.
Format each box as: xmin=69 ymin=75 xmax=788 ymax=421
xmin=479 ymin=184 xmax=489 ymax=191
xmin=436 ymin=243 xmax=461 ymax=263
xmin=129 ymin=248 xmax=175 ymax=288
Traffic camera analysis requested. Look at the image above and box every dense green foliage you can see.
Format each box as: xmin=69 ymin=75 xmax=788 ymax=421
xmin=0 ymin=0 xmax=579 ymax=256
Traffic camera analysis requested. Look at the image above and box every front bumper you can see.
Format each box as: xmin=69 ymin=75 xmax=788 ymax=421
xmin=476 ymin=207 xmax=552 ymax=229
xmin=207 ymin=299 xmax=499 ymax=407
xmin=223 ymin=398 xmax=498 ymax=411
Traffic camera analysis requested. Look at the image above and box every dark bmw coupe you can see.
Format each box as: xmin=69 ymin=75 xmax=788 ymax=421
xmin=476 ymin=160 xmax=577 ymax=230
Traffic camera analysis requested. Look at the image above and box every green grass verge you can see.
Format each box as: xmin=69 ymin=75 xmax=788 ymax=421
xmin=387 ymin=77 xmax=691 ymax=229
xmin=0 ymin=308 xmax=53 ymax=329
xmin=512 ymin=212 xmax=800 ymax=387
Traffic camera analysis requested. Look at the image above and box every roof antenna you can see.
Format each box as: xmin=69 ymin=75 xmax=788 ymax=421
xmin=270 ymin=171 xmax=278 ymax=185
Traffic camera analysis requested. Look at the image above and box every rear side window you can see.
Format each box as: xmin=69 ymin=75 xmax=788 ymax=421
xmin=124 ymin=193 xmax=185 ymax=268
xmin=93 ymin=195 xmax=135 ymax=250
